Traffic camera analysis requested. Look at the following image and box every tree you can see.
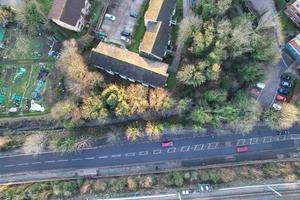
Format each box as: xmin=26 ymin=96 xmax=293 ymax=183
xmin=190 ymin=108 xmax=213 ymax=128
xmin=17 ymin=3 xmax=44 ymax=33
xmin=166 ymin=172 xmax=184 ymax=187
xmin=177 ymin=63 xmax=207 ymax=87
xmin=101 ymin=85 xmax=129 ymax=116
xmin=126 ymin=84 xmax=149 ymax=114
xmin=127 ymin=177 xmax=138 ymax=191
xmin=126 ymin=126 xmax=140 ymax=141
xmin=81 ymin=95 xmax=107 ymax=120
xmin=23 ymin=133 xmax=48 ymax=156
xmin=177 ymin=15 xmax=203 ymax=45
xmin=145 ymin=122 xmax=162 ymax=140
xmin=279 ymin=103 xmax=300 ymax=130
xmin=235 ymin=62 xmax=265 ymax=85
xmin=203 ymin=89 xmax=228 ymax=105
xmin=0 ymin=6 xmax=16 ymax=21
xmin=149 ymin=88 xmax=174 ymax=112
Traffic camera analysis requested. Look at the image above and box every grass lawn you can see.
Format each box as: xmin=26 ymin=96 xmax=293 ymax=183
xmin=166 ymin=72 xmax=178 ymax=90
xmin=128 ymin=1 xmax=149 ymax=53
xmin=35 ymin=0 xmax=53 ymax=16
xmin=0 ymin=64 xmax=54 ymax=117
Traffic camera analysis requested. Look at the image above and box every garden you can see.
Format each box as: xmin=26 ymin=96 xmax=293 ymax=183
xmin=0 ymin=64 xmax=54 ymax=116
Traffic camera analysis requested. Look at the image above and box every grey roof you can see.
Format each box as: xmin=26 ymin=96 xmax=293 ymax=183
xmin=89 ymin=46 xmax=168 ymax=87
xmin=157 ymin=0 xmax=176 ymax=24
xmin=48 ymin=0 xmax=86 ymax=26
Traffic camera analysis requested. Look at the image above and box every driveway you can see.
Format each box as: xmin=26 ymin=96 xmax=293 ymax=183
xmin=100 ymin=0 xmax=145 ymax=46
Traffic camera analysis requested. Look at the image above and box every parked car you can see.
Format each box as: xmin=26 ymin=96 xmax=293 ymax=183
xmin=280 ymin=80 xmax=292 ymax=88
xmin=198 ymin=184 xmax=212 ymax=192
xmin=272 ymin=103 xmax=282 ymax=111
xmin=105 ymin=13 xmax=116 ymax=21
xmin=162 ymin=140 xmax=173 ymax=147
xmin=256 ymin=83 xmax=265 ymax=90
xmin=121 ymin=36 xmax=130 ymax=43
xmin=277 ymin=87 xmax=290 ymax=96
xmin=130 ymin=11 xmax=138 ymax=18
xmin=280 ymin=74 xmax=292 ymax=81
xmin=121 ymin=31 xmax=131 ymax=37
xmin=236 ymin=146 xmax=248 ymax=153
xmin=276 ymin=94 xmax=286 ymax=102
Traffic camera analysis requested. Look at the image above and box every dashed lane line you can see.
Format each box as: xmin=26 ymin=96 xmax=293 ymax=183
xmin=4 ymin=164 xmax=15 ymax=168
xmin=263 ymin=136 xmax=273 ymax=143
xmin=277 ymin=135 xmax=287 ymax=141
xmin=153 ymin=149 xmax=162 ymax=154
xmin=250 ymin=138 xmax=259 ymax=145
xmin=139 ymin=151 xmax=149 ymax=156
xmin=180 ymin=146 xmax=190 ymax=152
xmin=194 ymin=144 xmax=204 ymax=151
xmin=18 ymin=163 xmax=29 ymax=166
xmin=85 ymin=157 xmax=95 ymax=160
xmin=208 ymin=143 xmax=218 ymax=150
xmin=72 ymin=158 xmax=82 ymax=161
xmin=98 ymin=156 xmax=108 ymax=159
xmin=237 ymin=139 xmax=246 ymax=146
xmin=32 ymin=162 xmax=41 ymax=165
xmin=111 ymin=154 xmax=122 ymax=158
xmin=125 ymin=153 xmax=136 ymax=157
xmin=44 ymin=161 xmax=56 ymax=163
xmin=167 ymin=147 xmax=176 ymax=153
xmin=57 ymin=159 xmax=69 ymax=162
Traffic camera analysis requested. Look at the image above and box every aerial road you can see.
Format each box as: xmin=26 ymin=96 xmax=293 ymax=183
xmin=1 ymin=126 xmax=300 ymax=180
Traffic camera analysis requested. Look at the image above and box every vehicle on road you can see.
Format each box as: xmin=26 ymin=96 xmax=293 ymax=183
xmin=162 ymin=140 xmax=173 ymax=147
xmin=105 ymin=13 xmax=116 ymax=21
xmin=280 ymin=74 xmax=292 ymax=81
xmin=277 ymin=87 xmax=290 ymax=96
xmin=121 ymin=36 xmax=130 ymax=43
xmin=236 ymin=146 xmax=248 ymax=153
xmin=280 ymin=80 xmax=292 ymax=88
xmin=276 ymin=94 xmax=286 ymax=102
xmin=121 ymin=31 xmax=131 ymax=37
xmin=277 ymin=130 xmax=289 ymax=135
xmin=198 ymin=184 xmax=212 ymax=192
xmin=272 ymin=103 xmax=282 ymax=111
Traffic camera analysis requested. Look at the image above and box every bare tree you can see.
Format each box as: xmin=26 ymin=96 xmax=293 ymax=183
xmin=23 ymin=133 xmax=48 ymax=155
xmin=177 ymin=15 xmax=203 ymax=45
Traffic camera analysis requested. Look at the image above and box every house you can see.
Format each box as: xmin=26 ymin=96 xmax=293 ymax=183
xmin=285 ymin=0 xmax=300 ymax=27
xmin=139 ymin=0 xmax=176 ymax=61
xmin=90 ymin=42 xmax=169 ymax=87
xmin=286 ymin=33 xmax=300 ymax=62
xmin=48 ymin=0 xmax=91 ymax=32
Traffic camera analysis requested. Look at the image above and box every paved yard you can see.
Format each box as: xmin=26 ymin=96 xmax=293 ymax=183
xmin=101 ymin=0 xmax=145 ymax=46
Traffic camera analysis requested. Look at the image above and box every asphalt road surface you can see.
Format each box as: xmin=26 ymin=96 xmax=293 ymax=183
xmin=1 ymin=128 xmax=300 ymax=176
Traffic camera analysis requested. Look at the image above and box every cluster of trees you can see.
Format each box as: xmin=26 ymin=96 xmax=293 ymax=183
xmin=175 ymin=0 xmax=282 ymax=133
xmin=126 ymin=121 xmax=164 ymax=141
xmin=0 ymin=5 xmax=16 ymax=22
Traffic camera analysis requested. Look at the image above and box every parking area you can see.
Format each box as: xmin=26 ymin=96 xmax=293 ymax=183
xmin=100 ymin=0 xmax=145 ymax=46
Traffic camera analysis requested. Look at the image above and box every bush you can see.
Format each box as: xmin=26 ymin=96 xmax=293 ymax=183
xmin=166 ymin=172 xmax=184 ymax=187
xmin=199 ymin=170 xmax=220 ymax=184
xmin=261 ymin=163 xmax=281 ymax=178
xmin=127 ymin=177 xmax=138 ymax=191
xmin=93 ymin=180 xmax=107 ymax=192
xmin=140 ymin=176 xmax=155 ymax=188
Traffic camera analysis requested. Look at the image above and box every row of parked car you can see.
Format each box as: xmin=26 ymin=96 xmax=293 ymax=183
xmin=273 ymin=74 xmax=293 ymax=110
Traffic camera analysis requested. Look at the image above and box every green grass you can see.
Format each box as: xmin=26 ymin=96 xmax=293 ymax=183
xmin=35 ymin=0 xmax=53 ymax=15
xmin=166 ymin=72 xmax=178 ymax=90
xmin=128 ymin=1 xmax=149 ymax=53
xmin=176 ymin=0 xmax=184 ymax=22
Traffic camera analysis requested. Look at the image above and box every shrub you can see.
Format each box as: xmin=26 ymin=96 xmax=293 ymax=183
xmin=127 ymin=177 xmax=138 ymax=191
xmin=93 ymin=180 xmax=107 ymax=192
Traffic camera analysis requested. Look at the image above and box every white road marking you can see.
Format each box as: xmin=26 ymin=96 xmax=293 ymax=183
xmin=237 ymin=139 xmax=246 ymax=146
xmin=208 ymin=143 xmax=218 ymax=149
xmin=72 ymin=158 xmax=82 ymax=161
xmin=139 ymin=151 xmax=148 ymax=156
xmin=57 ymin=159 xmax=68 ymax=162
xmin=4 ymin=164 xmax=15 ymax=168
xmin=85 ymin=157 xmax=95 ymax=160
xmin=277 ymin=135 xmax=286 ymax=141
xmin=220 ymin=182 xmax=300 ymax=191
xmin=167 ymin=147 xmax=176 ymax=153
xmin=153 ymin=149 xmax=162 ymax=154
xmin=18 ymin=163 xmax=29 ymax=166
xmin=31 ymin=162 xmax=41 ymax=165
xmin=98 ymin=156 xmax=108 ymax=159
xmin=125 ymin=152 xmax=136 ymax=157
xmin=104 ymin=194 xmax=178 ymax=200
xmin=263 ymin=136 xmax=272 ymax=143
xmin=194 ymin=144 xmax=204 ymax=151
xmin=180 ymin=146 xmax=190 ymax=152
xmin=44 ymin=160 xmax=55 ymax=163
xmin=111 ymin=154 xmax=122 ymax=158
xmin=250 ymin=138 xmax=259 ymax=144
xmin=291 ymin=134 xmax=300 ymax=140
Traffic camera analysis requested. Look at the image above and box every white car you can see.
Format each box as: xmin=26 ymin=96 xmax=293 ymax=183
xmin=272 ymin=103 xmax=282 ymax=111
xmin=256 ymin=83 xmax=265 ymax=90
xmin=121 ymin=36 xmax=130 ymax=43
xmin=105 ymin=13 xmax=116 ymax=21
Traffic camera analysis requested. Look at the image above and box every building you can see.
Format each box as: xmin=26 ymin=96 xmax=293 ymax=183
xmin=140 ymin=0 xmax=176 ymax=61
xmin=286 ymin=33 xmax=300 ymax=62
xmin=285 ymin=0 xmax=300 ymax=27
xmin=48 ymin=0 xmax=91 ymax=32
xmin=90 ymin=43 xmax=169 ymax=87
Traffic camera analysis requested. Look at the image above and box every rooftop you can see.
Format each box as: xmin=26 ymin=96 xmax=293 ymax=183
xmin=144 ymin=0 xmax=164 ymax=21
xmin=139 ymin=21 xmax=162 ymax=55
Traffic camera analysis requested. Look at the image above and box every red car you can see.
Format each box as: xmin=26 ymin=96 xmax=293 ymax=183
xmin=236 ymin=146 xmax=248 ymax=153
xmin=162 ymin=140 xmax=173 ymax=147
xmin=276 ymin=94 xmax=286 ymax=102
